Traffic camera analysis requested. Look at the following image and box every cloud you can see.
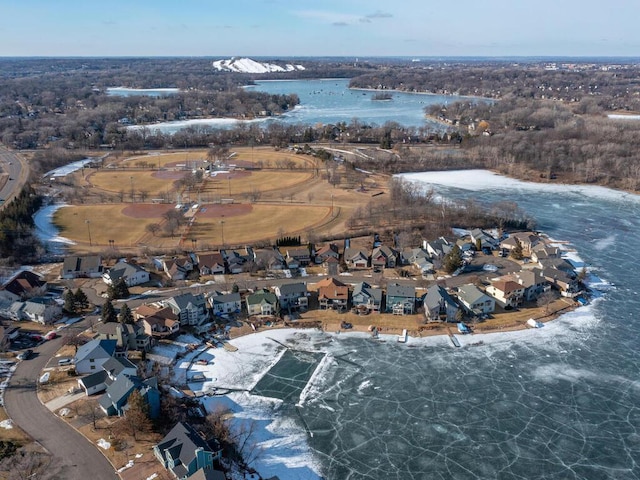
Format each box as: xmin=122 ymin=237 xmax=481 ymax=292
xmin=365 ymin=10 xmax=393 ymax=20
xmin=333 ymin=22 xmax=349 ymax=27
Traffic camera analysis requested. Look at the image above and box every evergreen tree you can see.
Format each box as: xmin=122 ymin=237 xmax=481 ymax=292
xmin=102 ymin=300 xmax=117 ymax=323
xmin=118 ymin=303 xmax=134 ymax=324
xmin=108 ymin=278 xmax=130 ymax=300
xmin=443 ymin=245 xmax=463 ymax=274
xmin=63 ymin=289 xmax=76 ymax=314
xmin=510 ymin=239 xmax=524 ymax=260
xmin=74 ymin=288 xmax=89 ymax=310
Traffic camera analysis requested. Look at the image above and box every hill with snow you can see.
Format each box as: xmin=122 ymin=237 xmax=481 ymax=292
xmin=212 ymin=57 xmax=305 ymax=74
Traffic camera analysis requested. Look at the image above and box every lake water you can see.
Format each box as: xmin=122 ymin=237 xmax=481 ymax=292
xmin=204 ymin=171 xmax=639 ymax=480
xmin=106 ymin=87 xmax=179 ymax=97
xmin=127 ymin=79 xmax=459 ymax=134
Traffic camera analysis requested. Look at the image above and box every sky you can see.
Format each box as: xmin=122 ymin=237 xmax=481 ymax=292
xmin=1 ymin=0 xmax=639 ymax=57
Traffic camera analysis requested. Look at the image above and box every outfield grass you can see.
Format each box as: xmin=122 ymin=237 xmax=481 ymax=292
xmin=88 ymin=170 xmax=178 ymax=197
xmin=203 ymin=170 xmax=313 ymax=196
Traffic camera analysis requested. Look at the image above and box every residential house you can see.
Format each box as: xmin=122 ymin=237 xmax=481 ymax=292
xmin=314 ymin=244 xmax=339 ymax=264
xmin=135 ymin=305 xmax=180 ymax=338
xmin=371 ymin=245 xmax=398 ymax=269
xmin=541 ymin=267 xmax=579 ymax=296
xmin=103 ymin=260 xmax=150 ymax=287
xmin=469 ymin=228 xmax=499 ymax=250
xmin=317 ymin=277 xmax=349 ymax=311
xmin=161 ymin=293 xmax=210 ymax=333
xmin=424 ymin=285 xmax=459 ymax=322
xmin=324 ymin=256 xmax=339 ymax=276
xmin=77 ymin=356 xmax=138 ymax=395
xmin=485 ymin=279 xmax=526 ymax=308
xmin=222 ymin=250 xmax=249 ymax=274
xmin=197 ymin=253 xmax=226 ymax=276
xmin=74 ymin=339 xmax=117 ymax=374
xmin=207 ymin=291 xmax=242 ymax=317
xmin=21 ymin=297 xmax=62 ymax=324
xmin=351 ymin=282 xmax=383 ymax=312
xmin=500 ymin=232 xmax=540 ymax=256
xmin=512 ymin=269 xmax=547 ymax=301
xmin=93 ymin=322 xmax=151 ymax=353
xmin=245 ymin=289 xmax=279 ymax=316
xmin=530 ymin=244 xmax=560 ymax=263
xmin=343 ymin=248 xmax=369 ymax=270
xmin=99 ymin=374 xmax=160 ymax=418
xmin=424 ymin=238 xmax=452 ymax=259
xmin=2 ymin=270 xmax=47 ymax=300
xmin=189 ymin=468 xmax=226 ymax=480
xmin=253 ymin=248 xmax=286 ymax=271
xmin=285 ymin=247 xmax=311 ymax=269
xmin=385 ymin=283 xmax=415 ymax=315
xmin=154 ymin=422 xmax=222 ymax=480
xmin=274 ymin=282 xmax=308 ymax=311
xmin=456 ymin=284 xmax=495 ymax=315
xmin=0 ymin=325 xmax=18 ymax=351
xmin=163 ymin=257 xmax=194 ymax=281
xmin=61 ymin=255 xmax=103 ymax=279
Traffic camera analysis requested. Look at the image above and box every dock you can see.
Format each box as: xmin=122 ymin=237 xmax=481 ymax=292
xmin=222 ymin=342 xmax=238 ymax=352
xmin=447 ymin=326 xmax=461 ymax=348
xmin=397 ymin=329 xmax=408 ymax=343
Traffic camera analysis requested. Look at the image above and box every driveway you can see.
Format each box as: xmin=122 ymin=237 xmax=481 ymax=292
xmin=4 ymin=321 xmax=119 ymax=480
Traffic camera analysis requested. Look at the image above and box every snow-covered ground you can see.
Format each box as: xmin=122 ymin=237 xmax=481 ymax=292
xmin=212 ymin=58 xmax=305 ymax=74
xmin=43 ymin=158 xmax=96 ymax=178
xmin=33 ymin=203 xmax=75 ymax=250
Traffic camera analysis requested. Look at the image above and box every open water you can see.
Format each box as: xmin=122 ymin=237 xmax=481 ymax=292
xmin=266 ymin=173 xmax=640 ymax=479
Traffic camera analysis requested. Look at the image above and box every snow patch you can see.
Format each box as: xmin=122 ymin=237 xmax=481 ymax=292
xmin=213 ymin=57 xmax=305 ymax=74
xmin=97 ymin=438 xmax=111 ymax=449
xmin=0 ymin=419 xmax=12 ymax=429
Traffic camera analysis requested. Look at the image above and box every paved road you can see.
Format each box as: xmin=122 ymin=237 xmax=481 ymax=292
xmin=0 ymin=145 xmax=28 ymax=208
xmin=4 ymin=320 xmax=119 ymax=480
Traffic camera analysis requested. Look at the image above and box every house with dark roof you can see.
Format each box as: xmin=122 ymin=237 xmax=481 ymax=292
xmin=74 ymin=339 xmax=117 ymax=374
xmin=371 ymin=245 xmax=398 ymax=269
xmin=2 ymin=270 xmax=47 ymax=300
xmin=274 ymin=282 xmax=308 ymax=311
xmin=197 ymin=253 xmax=226 ymax=276
xmin=61 ymin=255 xmax=103 ymax=279
xmin=99 ymin=374 xmax=160 ymax=418
xmin=207 ymin=291 xmax=242 ymax=317
xmin=285 ymin=247 xmax=311 ymax=268
xmin=77 ymin=356 xmax=137 ymax=395
xmin=385 ymin=283 xmax=415 ymax=315
xmin=314 ymin=243 xmax=339 ymax=264
xmin=253 ymin=248 xmax=286 ymax=271
xmin=103 ymin=260 xmax=150 ymax=287
xmin=154 ymin=422 xmax=222 ymax=480
xmin=135 ymin=305 xmax=180 ymax=338
xmin=424 ymin=285 xmax=459 ymax=322
xmin=352 ymin=282 xmax=383 ymax=312
xmin=162 ymin=257 xmax=194 ymax=281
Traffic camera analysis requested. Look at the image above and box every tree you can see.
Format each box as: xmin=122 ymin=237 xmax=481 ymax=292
xmin=63 ymin=289 xmax=76 ymax=314
xmin=145 ymin=223 xmax=161 ymax=236
xmin=442 ymin=244 xmax=463 ymax=274
xmin=537 ymin=290 xmax=556 ymax=315
xmin=117 ymin=389 xmax=151 ymax=441
xmin=108 ymin=278 xmax=130 ymax=300
xmin=510 ymin=239 xmax=524 ymax=260
xmin=74 ymin=288 xmax=89 ymax=310
xmin=63 ymin=333 xmax=88 ymax=354
xmin=577 ymin=265 xmax=588 ymax=284
xmin=102 ymin=299 xmax=117 ymax=323
xmin=118 ymin=303 xmax=134 ymax=324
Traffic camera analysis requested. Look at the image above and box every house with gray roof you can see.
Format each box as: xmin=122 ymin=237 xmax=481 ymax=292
xmin=371 ymin=245 xmax=398 ymax=269
xmin=99 ymin=374 xmax=160 ymax=418
xmin=470 ymin=228 xmax=499 ymax=250
xmin=274 ymin=282 xmax=308 ymax=311
xmin=457 ymin=284 xmax=495 ymax=316
xmin=352 ymin=282 xmax=383 ymax=312
xmin=207 ymin=291 xmax=242 ymax=317
xmin=154 ymin=422 xmax=222 ymax=480
xmin=103 ymin=260 xmax=150 ymax=287
xmin=77 ymin=356 xmax=137 ymax=396
xmin=161 ymin=293 xmax=210 ymax=333
xmin=61 ymin=255 xmax=103 ymax=279
xmin=385 ymin=283 xmax=415 ymax=315
xmin=343 ymin=248 xmax=369 ymax=269
xmin=424 ymin=285 xmax=459 ymax=322
xmin=22 ymin=297 xmax=62 ymax=324
xmin=93 ymin=322 xmax=151 ymax=353
xmin=74 ymin=339 xmax=117 ymax=374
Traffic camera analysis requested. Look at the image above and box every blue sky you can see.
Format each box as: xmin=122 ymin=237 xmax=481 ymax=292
xmin=2 ymin=0 xmax=639 ymax=57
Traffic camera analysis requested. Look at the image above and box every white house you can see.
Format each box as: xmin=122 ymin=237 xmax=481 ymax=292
xmin=74 ymin=339 xmax=117 ymax=374
xmin=456 ymin=284 xmax=495 ymax=315
xmin=103 ymin=261 xmax=150 ymax=287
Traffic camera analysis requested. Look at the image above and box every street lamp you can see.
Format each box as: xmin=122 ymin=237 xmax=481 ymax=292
xmin=220 ymin=217 xmax=225 ymax=246
xmin=85 ymin=220 xmax=92 ymax=246
xmin=331 ymin=194 xmax=334 ymax=218
xmin=228 ymin=176 xmax=231 ymax=197
xmin=130 ymin=176 xmax=134 ymax=203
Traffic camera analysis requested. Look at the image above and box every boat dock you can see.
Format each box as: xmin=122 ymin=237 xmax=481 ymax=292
xmin=447 ymin=327 xmax=461 ymax=348
xmin=397 ymin=329 xmax=408 ymax=343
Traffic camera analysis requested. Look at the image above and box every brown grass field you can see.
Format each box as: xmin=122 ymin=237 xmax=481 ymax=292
xmin=60 ymin=146 xmax=388 ymax=252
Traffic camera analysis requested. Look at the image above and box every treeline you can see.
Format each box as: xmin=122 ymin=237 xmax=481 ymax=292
xmin=345 ymin=177 xmax=533 ymax=243
xmin=348 ymin=62 xmax=640 ymax=111
xmin=0 ymin=185 xmax=44 ymax=264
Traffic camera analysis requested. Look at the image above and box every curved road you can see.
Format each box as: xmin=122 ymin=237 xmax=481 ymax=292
xmin=4 ymin=320 xmax=119 ymax=480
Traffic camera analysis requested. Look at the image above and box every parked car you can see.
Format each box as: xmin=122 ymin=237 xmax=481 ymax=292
xmin=58 ymin=358 xmax=73 ymax=366
xmin=17 ymin=349 xmax=34 ymax=360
